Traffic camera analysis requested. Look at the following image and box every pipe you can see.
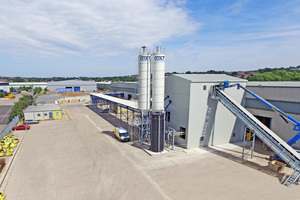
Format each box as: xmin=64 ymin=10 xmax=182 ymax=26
xmin=164 ymin=100 xmax=172 ymax=111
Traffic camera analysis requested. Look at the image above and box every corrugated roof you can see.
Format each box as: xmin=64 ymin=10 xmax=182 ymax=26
xmin=90 ymin=93 xmax=138 ymax=110
xmin=173 ymin=74 xmax=247 ymax=83
xmin=24 ymin=105 xmax=62 ymax=113
xmin=247 ymin=81 xmax=300 ymax=87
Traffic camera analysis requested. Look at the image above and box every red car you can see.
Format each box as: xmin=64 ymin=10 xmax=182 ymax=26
xmin=12 ymin=124 xmax=30 ymax=130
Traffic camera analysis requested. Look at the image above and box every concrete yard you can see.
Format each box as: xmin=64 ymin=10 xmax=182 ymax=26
xmin=0 ymin=103 xmax=299 ymax=200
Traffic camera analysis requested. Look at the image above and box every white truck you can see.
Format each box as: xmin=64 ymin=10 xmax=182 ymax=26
xmin=114 ymin=127 xmax=130 ymax=142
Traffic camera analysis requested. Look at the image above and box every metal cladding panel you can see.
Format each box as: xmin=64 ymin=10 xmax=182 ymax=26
xmin=24 ymin=112 xmax=34 ymax=121
xmin=152 ymin=52 xmax=165 ymax=112
xmin=165 ymin=75 xmax=190 ymax=148
xmin=138 ymin=53 xmax=151 ymax=111
xmin=47 ymin=80 xmax=96 ymax=91
xmin=245 ymin=86 xmax=300 ymax=103
xmin=213 ymin=84 xmax=246 ymax=145
xmin=246 ymin=108 xmax=300 ymax=149
xmin=151 ymin=113 xmax=164 ymax=152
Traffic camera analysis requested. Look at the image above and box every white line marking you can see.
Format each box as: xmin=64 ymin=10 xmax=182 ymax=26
xmin=84 ymin=115 xmax=171 ymax=200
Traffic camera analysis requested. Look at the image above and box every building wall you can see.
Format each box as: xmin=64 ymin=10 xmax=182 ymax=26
xmin=47 ymin=80 xmax=96 ymax=92
xmin=165 ymin=75 xmax=246 ymax=148
xmin=246 ymin=108 xmax=300 ymax=149
xmin=111 ymin=82 xmax=138 ymax=100
xmin=165 ymin=76 xmax=190 ymax=147
xmin=188 ymin=82 xmax=214 ymax=148
xmin=24 ymin=110 xmax=62 ymax=120
xmin=244 ymin=83 xmax=300 ymax=150
xmin=212 ymin=85 xmax=246 ymax=145
xmin=9 ymin=82 xmax=47 ymax=89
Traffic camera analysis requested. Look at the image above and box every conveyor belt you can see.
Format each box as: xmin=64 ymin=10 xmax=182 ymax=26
xmin=212 ymin=87 xmax=300 ymax=187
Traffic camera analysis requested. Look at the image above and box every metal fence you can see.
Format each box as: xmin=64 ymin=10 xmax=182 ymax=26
xmin=0 ymin=115 xmax=20 ymax=140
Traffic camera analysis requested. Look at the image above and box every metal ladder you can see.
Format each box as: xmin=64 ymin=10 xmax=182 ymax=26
xmin=200 ymin=99 xmax=216 ymax=147
xmin=283 ymin=169 xmax=300 ymax=188
xmin=211 ymin=87 xmax=300 ymax=187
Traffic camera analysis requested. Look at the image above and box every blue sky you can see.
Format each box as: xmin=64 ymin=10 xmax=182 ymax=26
xmin=1 ymin=0 xmax=300 ymax=77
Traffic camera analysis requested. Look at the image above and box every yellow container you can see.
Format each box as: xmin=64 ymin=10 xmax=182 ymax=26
xmin=13 ymin=139 xmax=19 ymax=144
xmin=10 ymin=143 xmax=17 ymax=148
xmin=6 ymin=152 xmax=13 ymax=156
xmin=7 ymin=148 xmax=14 ymax=153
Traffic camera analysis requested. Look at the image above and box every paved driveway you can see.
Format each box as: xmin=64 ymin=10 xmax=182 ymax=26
xmin=1 ymin=103 xmax=299 ymax=200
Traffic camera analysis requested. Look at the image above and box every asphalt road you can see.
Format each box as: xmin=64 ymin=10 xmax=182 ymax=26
xmin=0 ymin=105 xmax=13 ymax=125
xmin=1 ymin=103 xmax=299 ymax=200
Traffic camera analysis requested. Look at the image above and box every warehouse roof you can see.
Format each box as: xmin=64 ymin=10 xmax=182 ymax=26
xmin=24 ymin=105 xmax=62 ymax=113
xmin=246 ymin=81 xmax=300 ymax=87
xmin=90 ymin=93 xmax=138 ymax=110
xmin=173 ymin=74 xmax=247 ymax=83
xmin=47 ymin=80 xmax=96 ymax=86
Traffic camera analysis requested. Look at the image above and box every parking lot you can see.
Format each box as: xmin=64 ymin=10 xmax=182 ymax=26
xmin=0 ymin=103 xmax=299 ymax=200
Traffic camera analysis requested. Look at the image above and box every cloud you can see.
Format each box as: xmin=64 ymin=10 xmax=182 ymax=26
xmin=0 ymin=0 xmax=199 ymax=57
xmin=223 ymin=0 xmax=250 ymax=15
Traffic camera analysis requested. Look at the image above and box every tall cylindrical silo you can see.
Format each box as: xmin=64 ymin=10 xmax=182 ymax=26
xmin=151 ymin=46 xmax=165 ymax=113
xmin=138 ymin=46 xmax=151 ymax=111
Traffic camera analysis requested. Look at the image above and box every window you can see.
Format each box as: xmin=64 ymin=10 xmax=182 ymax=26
xmin=166 ymin=111 xmax=170 ymax=122
xmin=179 ymin=127 xmax=186 ymax=140
xmin=203 ymin=85 xmax=207 ymax=90
xmin=37 ymin=114 xmax=41 ymax=117
xmin=44 ymin=113 xmax=48 ymax=116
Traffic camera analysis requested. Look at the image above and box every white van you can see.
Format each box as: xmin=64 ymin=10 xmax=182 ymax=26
xmin=114 ymin=127 xmax=130 ymax=142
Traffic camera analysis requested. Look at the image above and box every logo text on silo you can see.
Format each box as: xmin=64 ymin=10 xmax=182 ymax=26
xmin=140 ymin=56 xmax=151 ymax=61
xmin=154 ymin=56 xmax=165 ymax=61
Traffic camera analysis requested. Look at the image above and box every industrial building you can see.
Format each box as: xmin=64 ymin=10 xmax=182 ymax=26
xmin=89 ymin=46 xmax=300 ymax=187
xmin=165 ymin=74 xmax=247 ymax=148
xmin=9 ymin=82 xmax=47 ymax=89
xmin=23 ymin=105 xmax=62 ymax=121
xmin=0 ymin=82 xmax=10 ymax=93
xmin=98 ymin=78 xmax=300 ymax=150
xmin=47 ymin=80 xmax=97 ymax=92
xmin=244 ymin=82 xmax=300 ymax=149
xmin=111 ymin=82 xmax=138 ymax=100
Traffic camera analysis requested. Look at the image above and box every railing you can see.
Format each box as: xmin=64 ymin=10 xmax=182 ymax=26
xmin=0 ymin=116 xmax=20 ymax=140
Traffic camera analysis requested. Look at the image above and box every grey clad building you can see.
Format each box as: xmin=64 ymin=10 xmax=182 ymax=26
xmin=165 ymin=74 xmax=247 ymax=148
xmin=245 ymin=81 xmax=300 ymax=149
xmin=24 ymin=105 xmax=63 ymax=121
xmin=91 ymin=75 xmax=300 ymax=150
xmin=47 ymin=80 xmax=97 ymax=92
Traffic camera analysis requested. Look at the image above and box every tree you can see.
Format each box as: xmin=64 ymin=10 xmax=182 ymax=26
xmin=8 ymin=95 xmax=31 ymax=122
xmin=10 ymin=87 xmax=15 ymax=92
xmin=33 ymin=87 xmax=42 ymax=95
xmin=186 ymin=71 xmax=192 ymax=74
xmin=12 ymin=77 xmax=26 ymax=82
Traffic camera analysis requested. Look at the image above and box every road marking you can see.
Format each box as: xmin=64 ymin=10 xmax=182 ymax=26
xmin=84 ymin=115 xmax=171 ymax=200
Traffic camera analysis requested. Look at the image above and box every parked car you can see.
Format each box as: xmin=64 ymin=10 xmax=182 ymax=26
xmin=23 ymin=120 xmax=39 ymax=124
xmin=12 ymin=124 xmax=30 ymax=130
xmin=100 ymin=108 xmax=112 ymax=113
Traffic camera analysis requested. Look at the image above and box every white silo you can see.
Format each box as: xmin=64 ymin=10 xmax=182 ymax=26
xmin=151 ymin=46 xmax=165 ymax=152
xmin=138 ymin=46 xmax=151 ymax=111
xmin=151 ymin=46 xmax=165 ymax=113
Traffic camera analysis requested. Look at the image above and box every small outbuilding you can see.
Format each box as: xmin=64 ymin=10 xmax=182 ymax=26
xmin=23 ymin=105 xmax=63 ymax=121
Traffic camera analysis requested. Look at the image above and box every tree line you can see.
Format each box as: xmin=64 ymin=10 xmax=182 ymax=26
xmin=247 ymin=70 xmax=300 ymax=81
